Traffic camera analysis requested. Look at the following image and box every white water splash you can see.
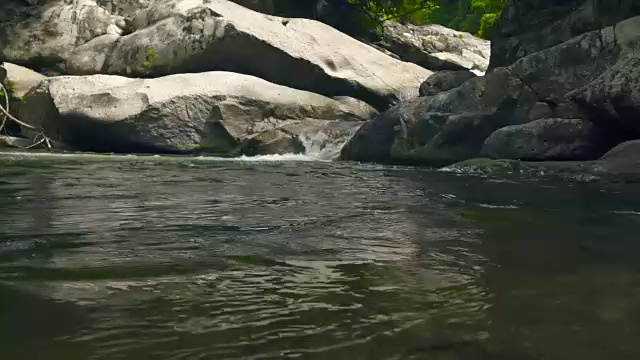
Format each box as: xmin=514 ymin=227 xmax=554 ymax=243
xmin=196 ymin=153 xmax=319 ymax=162
xmin=196 ymin=129 xmax=355 ymax=163
xmin=299 ymin=129 xmax=357 ymax=161
xmin=0 ymin=127 xmax=357 ymax=163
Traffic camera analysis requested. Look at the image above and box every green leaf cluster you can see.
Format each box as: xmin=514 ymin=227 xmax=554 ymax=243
xmin=142 ymin=49 xmax=158 ymax=75
xmin=344 ymin=0 xmax=504 ymax=38
xmin=0 ymin=80 xmax=14 ymax=105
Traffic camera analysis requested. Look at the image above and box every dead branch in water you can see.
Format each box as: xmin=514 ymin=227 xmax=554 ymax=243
xmin=0 ymin=81 xmax=52 ymax=150
xmin=0 ymin=82 xmax=36 ymax=131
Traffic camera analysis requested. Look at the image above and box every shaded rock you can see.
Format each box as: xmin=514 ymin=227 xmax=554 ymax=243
xmin=600 ymin=139 xmax=640 ymax=161
xmin=440 ymin=158 xmax=524 ymax=176
xmin=229 ymin=0 xmax=275 ymax=14
xmin=441 ymin=157 xmax=599 ymax=180
xmin=342 ymin=67 xmax=537 ymax=166
xmin=419 ymin=70 xmax=476 ymax=97
xmin=507 ymin=24 xmax=620 ymax=105
xmin=568 ymin=17 xmax=640 ymax=136
xmin=482 ymin=118 xmax=610 ymax=161
xmin=443 ymin=140 xmax=640 ymax=182
xmin=552 ymin=102 xmax=588 ymax=119
xmin=21 ymin=71 xmax=374 ymax=156
xmin=343 ymin=12 xmax=640 ymax=167
xmin=379 ymin=21 xmax=490 ymax=73
xmin=242 ymin=129 xmax=304 ymax=156
xmin=528 ymin=102 xmax=553 ymax=121
xmin=0 ymin=136 xmax=33 ymax=149
xmin=490 ymin=0 xmax=640 ymax=68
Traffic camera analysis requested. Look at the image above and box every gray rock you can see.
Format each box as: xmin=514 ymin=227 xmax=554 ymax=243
xmin=588 ymin=140 xmax=640 ymax=181
xmin=528 ymin=102 xmax=553 ymax=121
xmin=1 ymin=63 xmax=46 ymax=99
xmin=21 ymin=71 xmax=376 ymax=156
xmin=0 ymin=0 xmax=117 ymax=74
xmin=342 ymin=67 xmax=537 ymax=165
xmin=440 ymin=158 xmax=599 ymax=180
xmin=342 ymin=13 xmax=640 ymax=166
xmin=599 ymin=139 xmax=640 ymax=161
xmin=379 ymin=21 xmax=490 ymax=73
xmin=508 ymin=24 xmax=620 ymax=105
xmin=490 ymin=0 xmax=640 ymax=68
xmin=482 ymin=118 xmax=610 ymax=161
xmin=1 ymin=0 xmax=430 ymax=110
xmin=419 ymin=70 xmax=476 ymax=97
xmin=552 ymin=102 xmax=588 ymax=119
xmin=568 ymin=17 xmax=640 ymax=136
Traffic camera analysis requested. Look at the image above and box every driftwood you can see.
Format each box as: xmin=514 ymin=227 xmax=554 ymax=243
xmin=0 ymin=81 xmax=52 ymax=150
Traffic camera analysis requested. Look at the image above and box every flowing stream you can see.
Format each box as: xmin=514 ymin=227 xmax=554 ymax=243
xmin=1 ymin=151 xmax=640 ymax=360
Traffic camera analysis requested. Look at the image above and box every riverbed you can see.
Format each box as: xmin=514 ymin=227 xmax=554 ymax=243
xmin=1 ymin=151 xmax=639 ymax=359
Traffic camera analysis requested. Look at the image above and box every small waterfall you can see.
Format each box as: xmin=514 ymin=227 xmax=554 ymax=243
xmin=299 ymin=128 xmax=357 ymax=161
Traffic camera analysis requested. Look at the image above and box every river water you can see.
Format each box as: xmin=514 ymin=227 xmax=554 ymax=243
xmin=1 ymin=151 xmax=640 ymax=360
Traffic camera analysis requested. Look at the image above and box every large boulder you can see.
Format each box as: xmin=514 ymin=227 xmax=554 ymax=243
xmin=379 ymin=21 xmax=490 ymax=74
xmin=1 ymin=63 xmax=47 ymax=136
xmin=481 ymin=118 xmax=611 ymax=161
xmin=1 ymin=0 xmax=431 ymax=110
xmin=418 ymin=70 xmax=476 ymax=97
xmin=489 ymin=0 xmax=640 ymax=68
xmin=1 ymin=63 xmax=47 ymax=99
xmin=342 ymin=67 xmax=537 ymax=165
xmin=568 ymin=17 xmax=640 ymax=137
xmin=20 ymin=71 xmax=377 ymax=156
xmin=0 ymin=0 xmax=122 ymax=75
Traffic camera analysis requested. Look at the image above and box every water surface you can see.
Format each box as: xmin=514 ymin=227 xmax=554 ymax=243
xmin=1 ymin=151 xmax=640 ymax=360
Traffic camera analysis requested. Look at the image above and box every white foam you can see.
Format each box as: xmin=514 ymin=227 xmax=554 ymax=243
xmin=612 ymin=210 xmax=640 ymax=216
xmin=0 ymin=127 xmax=355 ymax=163
xmin=478 ymin=203 xmax=519 ymax=209
xmin=195 ymin=153 xmax=320 ymax=162
xmin=299 ymin=130 xmax=354 ymax=161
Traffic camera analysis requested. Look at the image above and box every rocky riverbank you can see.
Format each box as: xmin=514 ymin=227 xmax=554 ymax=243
xmin=342 ymin=0 xmax=640 ymax=178
xmin=0 ymin=0 xmax=490 ymax=157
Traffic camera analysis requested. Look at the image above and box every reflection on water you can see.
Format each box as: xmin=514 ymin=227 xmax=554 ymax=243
xmin=1 ymin=152 xmax=640 ymax=359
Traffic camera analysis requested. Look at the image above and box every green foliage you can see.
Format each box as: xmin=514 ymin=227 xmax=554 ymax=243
xmin=142 ymin=49 xmax=158 ymax=75
xmin=0 ymin=81 xmax=14 ymax=105
xmin=342 ymin=0 xmax=504 ymax=38
xmin=478 ymin=12 xmax=499 ymax=38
